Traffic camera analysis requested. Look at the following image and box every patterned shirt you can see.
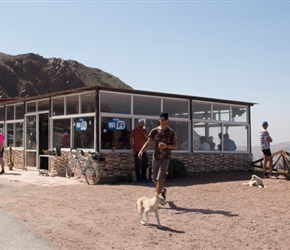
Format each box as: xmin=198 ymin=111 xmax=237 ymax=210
xmin=148 ymin=126 xmax=177 ymax=160
xmin=259 ymin=129 xmax=270 ymax=150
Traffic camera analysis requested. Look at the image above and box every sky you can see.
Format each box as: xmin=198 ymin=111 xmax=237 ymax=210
xmin=1 ymin=0 xmax=289 ymax=147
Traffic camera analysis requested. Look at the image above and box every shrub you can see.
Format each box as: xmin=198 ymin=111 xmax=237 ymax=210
xmin=170 ymin=158 xmax=187 ymax=178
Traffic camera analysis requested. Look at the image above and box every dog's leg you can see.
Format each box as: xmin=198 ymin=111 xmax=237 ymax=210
xmin=155 ymin=211 xmax=162 ymax=228
xmin=138 ymin=205 xmax=146 ymax=225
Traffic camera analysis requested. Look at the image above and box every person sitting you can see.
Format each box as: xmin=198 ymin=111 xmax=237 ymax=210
xmin=199 ymin=136 xmax=210 ymax=150
xmin=224 ymin=133 xmax=237 ymax=151
xmin=208 ymin=136 xmax=216 ymax=150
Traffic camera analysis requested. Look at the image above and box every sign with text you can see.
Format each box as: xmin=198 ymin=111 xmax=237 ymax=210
xmin=106 ymin=119 xmax=126 ymax=131
xmin=75 ymin=119 xmax=87 ymax=131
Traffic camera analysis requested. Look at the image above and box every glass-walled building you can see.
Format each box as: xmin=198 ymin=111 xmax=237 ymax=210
xmin=0 ymin=86 xmax=255 ymax=179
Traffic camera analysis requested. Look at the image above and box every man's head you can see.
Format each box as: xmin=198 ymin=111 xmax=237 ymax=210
xmin=159 ymin=112 xmax=169 ymax=121
xmin=262 ymin=121 xmax=268 ymax=128
xmin=138 ymin=119 xmax=145 ymax=128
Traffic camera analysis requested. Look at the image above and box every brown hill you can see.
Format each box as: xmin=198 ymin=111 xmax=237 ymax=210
xmin=0 ymin=52 xmax=132 ymax=98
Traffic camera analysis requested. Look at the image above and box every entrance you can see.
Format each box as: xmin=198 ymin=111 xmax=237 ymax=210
xmin=25 ymin=113 xmax=49 ymax=169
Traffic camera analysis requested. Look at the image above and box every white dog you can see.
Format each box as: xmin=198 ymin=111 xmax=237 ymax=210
xmin=243 ymin=174 xmax=266 ymax=188
xmin=134 ymin=193 xmax=166 ymax=228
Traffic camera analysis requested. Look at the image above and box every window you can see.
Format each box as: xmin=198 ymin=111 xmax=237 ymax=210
xmin=168 ymin=120 xmax=189 ymax=150
xmin=133 ymin=95 xmax=161 ymax=116
xmin=6 ymin=106 xmax=14 ymax=120
xmin=7 ymin=122 xmax=24 ymax=147
xmin=15 ymin=104 xmax=24 ymax=119
xmin=38 ymin=99 xmax=50 ymax=112
xmin=213 ymin=103 xmax=230 ymax=121
xmin=53 ymin=119 xmax=71 ymax=148
xmin=26 ymin=101 xmax=37 ymax=113
xmin=192 ymin=101 xmax=212 ymax=120
xmin=66 ymin=95 xmax=79 ymax=115
xmin=0 ymin=106 xmax=4 ymax=121
xmin=231 ymin=105 xmax=248 ymax=122
xmin=222 ymin=125 xmax=248 ymax=151
xmin=100 ymin=92 xmax=131 ymax=114
xmin=164 ymin=98 xmax=189 ymax=118
xmin=73 ymin=117 xmax=95 ymax=149
xmin=81 ymin=92 xmax=95 ymax=114
xmin=101 ymin=117 xmax=131 ymax=150
xmin=193 ymin=122 xmax=221 ymax=151
xmin=52 ymin=97 xmax=64 ymax=116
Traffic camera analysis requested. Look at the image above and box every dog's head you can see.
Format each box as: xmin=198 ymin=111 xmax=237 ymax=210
xmin=251 ymin=175 xmax=258 ymax=181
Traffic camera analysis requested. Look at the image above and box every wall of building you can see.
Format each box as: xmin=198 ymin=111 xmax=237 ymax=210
xmin=7 ymin=148 xmax=253 ymax=183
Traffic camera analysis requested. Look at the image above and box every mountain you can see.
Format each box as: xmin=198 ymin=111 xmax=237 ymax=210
xmin=0 ymin=52 xmax=132 ymax=98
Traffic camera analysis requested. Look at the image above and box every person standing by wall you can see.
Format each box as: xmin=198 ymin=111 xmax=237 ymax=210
xmin=138 ymin=112 xmax=177 ymax=201
xmin=0 ymin=129 xmax=5 ymax=175
xmin=61 ymin=128 xmax=70 ymax=148
xmin=130 ymin=119 xmax=149 ymax=183
xmin=259 ymin=121 xmax=275 ymax=178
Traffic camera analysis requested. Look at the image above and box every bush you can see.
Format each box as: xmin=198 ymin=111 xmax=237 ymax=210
xmin=170 ymin=158 xmax=187 ymax=178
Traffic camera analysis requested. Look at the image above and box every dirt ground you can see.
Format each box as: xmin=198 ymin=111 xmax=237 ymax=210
xmin=1 ymin=169 xmax=290 ymax=250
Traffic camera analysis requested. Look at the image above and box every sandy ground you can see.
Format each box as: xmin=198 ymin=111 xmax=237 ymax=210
xmin=1 ymin=168 xmax=290 ymax=250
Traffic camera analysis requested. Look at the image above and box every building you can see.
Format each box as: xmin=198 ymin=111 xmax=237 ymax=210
xmin=0 ymin=86 xmax=255 ymax=181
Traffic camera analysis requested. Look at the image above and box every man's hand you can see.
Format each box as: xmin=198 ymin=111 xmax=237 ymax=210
xmin=138 ymin=151 xmax=143 ymax=159
xmin=158 ymin=142 xmax=167 ymax=150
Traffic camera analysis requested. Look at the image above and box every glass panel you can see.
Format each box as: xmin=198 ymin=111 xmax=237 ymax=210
xmin=15 ymin=104 xmax=24 ymax=120
xmin=7 ymin=122 xmax=24 ymax=147
xmin=192 ymin=101 xmax=212 ymax=120
xmin=213 ymin=103 xmax=230 ymax=121
xmin=100 ymin=92 xmax=131 ymax=114
xmin=26 ymin=152 xmax=36 ymax=167
xmin=101 ymin=117 xmax=131 ymax=150
xmin=0 ymin=107 xmax=4 ymax=121
xmin=231 ymin=105 xmax=248 ymax=122
xmin=72 ymin=117 xmax=95 ymax=149
xmin=26 ymin=116 xmax=37 ymax=150
xmin=222 ymin=125 xmax=248 ymax=151
xmin=6 ymin=106 xmax=14 ymax=120
xmin=66 ymin=95 xmax=79 ymax=115
xmin=52 ymin=97 xmax=64 ymax=116
xmin=167 ymin=120 xmax=189 ymax=150
xmin=53 ymin=119 xmax=71 ymax=148
xmin=163 ymin=98 xmax=189 ymax=118
xmin=7 ymin=123 xmax=14 ymax=147
xmin=133 ymin=95 xmax=161 ymax=116
xmin=27 ymin=101 xmax=37 ymax=113
xmin=193 ymin=122 xmax=222 ymax=151
xmin=15 ymin=122 xmax=24 ymax=147
xmin=81 ymin=92 xmax=95 ymax=114
xmin=38 ymin=99 xmax=50 ymax=112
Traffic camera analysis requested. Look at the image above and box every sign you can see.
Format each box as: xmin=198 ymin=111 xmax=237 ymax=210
xmin=106 ymin=119 xmax=126 ymax=131
xmin=75 ymin=119 xmax=87 ymax=131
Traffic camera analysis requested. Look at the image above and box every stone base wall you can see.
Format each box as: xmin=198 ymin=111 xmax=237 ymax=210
xmin=6 ymin=149 xmax=253 ymax=182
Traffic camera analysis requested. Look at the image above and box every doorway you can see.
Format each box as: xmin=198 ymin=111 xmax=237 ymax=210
xmin=25 ymin=113 xmax=49 ymax=169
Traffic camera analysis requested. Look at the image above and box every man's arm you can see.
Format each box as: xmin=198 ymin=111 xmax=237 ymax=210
xmin=138 ymin=138 xmax=152 ymax=159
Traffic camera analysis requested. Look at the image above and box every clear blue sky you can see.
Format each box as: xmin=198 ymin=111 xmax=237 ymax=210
xmin=1 ymin=0 xmax=289 ymax=146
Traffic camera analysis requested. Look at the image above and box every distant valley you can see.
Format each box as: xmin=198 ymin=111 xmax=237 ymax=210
xmin=252 ymin=141 xmax=290 ymax=161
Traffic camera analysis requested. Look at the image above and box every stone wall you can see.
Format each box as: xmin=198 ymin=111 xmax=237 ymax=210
xmin=7 ymin=149 xmax=253 ymax=182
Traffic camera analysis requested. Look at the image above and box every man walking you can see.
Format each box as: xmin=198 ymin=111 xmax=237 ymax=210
xmin=138 ymin=112 xmax=177 ymax=201
xmin=130 ymin=119 xmax=149 ymax=182
xmin=259 ymin=121 xmax=275 ymax=178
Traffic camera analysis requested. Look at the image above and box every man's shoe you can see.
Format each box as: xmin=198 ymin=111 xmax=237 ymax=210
xmin=270 ymin=174 xmax=277 ymax=179
xmin=0 ymin=170 xmax=4 ymax=175
xmin=161 ymin=188 xmax=167 ymax=200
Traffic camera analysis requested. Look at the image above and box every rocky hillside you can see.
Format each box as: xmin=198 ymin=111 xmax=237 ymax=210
xmin=0 ymin=52 xmax=132 ymax=98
